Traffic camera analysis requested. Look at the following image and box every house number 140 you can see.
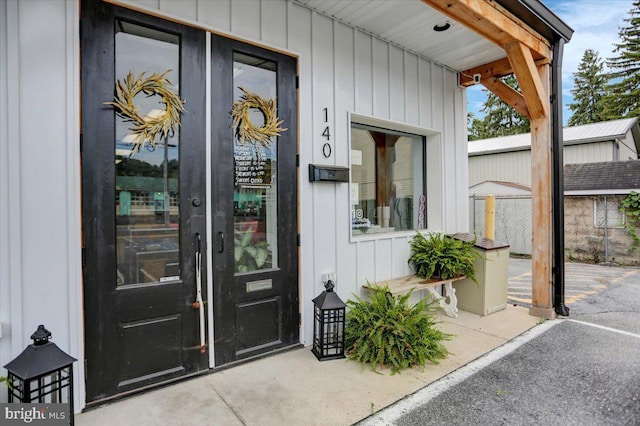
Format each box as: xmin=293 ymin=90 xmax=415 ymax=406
xmin=322 ymin=107 xmax=331 ymax=158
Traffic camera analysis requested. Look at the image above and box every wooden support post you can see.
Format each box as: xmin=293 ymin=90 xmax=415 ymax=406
xmin=529 ymin=63 xmax=556 ymax=319
xmin=422 ymin=0 xmax=557 ymax=318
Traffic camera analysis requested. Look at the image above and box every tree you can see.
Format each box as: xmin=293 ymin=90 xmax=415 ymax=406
xmin=468 ymin=75 xmax=530 ymax=140
xmin=604 ymin=0 xmax=640 ymax=119
xmin=568 ymin=49 xmax=609 ymax=126
xmin=467 ymin=112 xmax=488 ymax=141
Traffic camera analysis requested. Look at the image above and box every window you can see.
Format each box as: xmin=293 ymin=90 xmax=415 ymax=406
xmin=232 ymin=52 xmax=279 ymax=273
xmin=114 ymin=21 xmax=181 ymax=286
xmin=594 ymin=197 xmax=625 ymax=228
xmin=350 ymin=123 xmax=425 ymax=236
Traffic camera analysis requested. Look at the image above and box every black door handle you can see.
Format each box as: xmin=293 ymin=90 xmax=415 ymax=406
xmin=217 ymin=232 xmax=224 ymax=253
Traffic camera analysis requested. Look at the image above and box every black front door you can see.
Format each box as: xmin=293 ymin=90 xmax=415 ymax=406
xmin=210 ymin=36 xmax=299 ymax=365
xmin=81 ymin=1 xmax=207 ymax=403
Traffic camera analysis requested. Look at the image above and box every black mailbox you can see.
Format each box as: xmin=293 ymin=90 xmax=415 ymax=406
xmin=308 ymin=164 xmax=349 ymax=183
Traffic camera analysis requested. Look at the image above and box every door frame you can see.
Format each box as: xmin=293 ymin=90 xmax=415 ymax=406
xmin=80 ymin=0 xmax=302 ymax=404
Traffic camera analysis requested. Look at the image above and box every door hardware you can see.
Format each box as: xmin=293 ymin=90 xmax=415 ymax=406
xmin=193 ymin=233 xmax=206 ymax=353
xmin=217 ymin=232 xmax=224 ymax=253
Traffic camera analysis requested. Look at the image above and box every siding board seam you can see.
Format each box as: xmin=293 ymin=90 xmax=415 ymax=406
xmin=64 ymin=0 xmax=85 ymax=409
xmin=310 ymin=10 xmax=316 ymax=298
xmin=387 ymin=43 xmax=390 ymax=121
xmin=352 ymin=28 xmax=356 ymax=114
xmin=332 ymin=17 xmax=338 ymax=281
xmin=0 ymin=0 xmax=11 ymax=373
xmin=417 ymin=57 xmax=421 ymax=126
xmin=403 ymin=50 xmax=406 ymax=124
xmin=6 ymin=0 xmax=24 ymax=354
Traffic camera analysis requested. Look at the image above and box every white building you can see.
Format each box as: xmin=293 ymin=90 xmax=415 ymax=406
xmin=469 ymin=117 xmax=640 ymax=187
xmin=0 ymin=0 xmax=571 ymax=411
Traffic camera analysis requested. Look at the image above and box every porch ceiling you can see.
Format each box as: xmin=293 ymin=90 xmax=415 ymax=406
xmin=294 ymin=0 xmax=508 ymax=72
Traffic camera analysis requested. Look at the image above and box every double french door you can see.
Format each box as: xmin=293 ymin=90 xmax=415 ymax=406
xmin=81 ymin=1 xmax=298 ymax=403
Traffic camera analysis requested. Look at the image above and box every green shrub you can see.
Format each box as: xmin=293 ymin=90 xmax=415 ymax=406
xmin=408 ymin=232 xmax=480 ymax=283
xmin=621 ymin=191 xmax=640 ymax=252
xmin=345 ymin=286 xmax=451 ymax=374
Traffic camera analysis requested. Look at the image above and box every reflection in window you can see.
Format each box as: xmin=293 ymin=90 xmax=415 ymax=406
xmin=350 ymin=124 xmax=425 ymax=236
xmin=233 ymin=53 xmax=278 ymax=273
xmin=114 ymin=21 xmax=181 ymax=286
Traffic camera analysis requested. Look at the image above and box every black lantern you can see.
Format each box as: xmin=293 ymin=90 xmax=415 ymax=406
xmin=312 ymin=280 xmax=346 ymax=361
xmin=4 ymin=325 xmax=77 ymax=425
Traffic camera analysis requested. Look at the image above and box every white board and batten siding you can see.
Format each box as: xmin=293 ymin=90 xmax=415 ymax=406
xmin=0 ymin=0 xmax=469 ymax=407
xmin=105 ymin=0 xmax=469 ymax=345
xmin=0 ymin=0 xmax=83 ymax=404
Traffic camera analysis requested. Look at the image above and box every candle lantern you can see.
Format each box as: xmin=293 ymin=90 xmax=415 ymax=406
xmin=4 ymin=325 xmax=77 ymax=425
xmin=312 ymin=280 xmax=346 ymax=361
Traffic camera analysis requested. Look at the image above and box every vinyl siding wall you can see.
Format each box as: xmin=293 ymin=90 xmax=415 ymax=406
xmin=0 ymin=0 xmax=83 ymax=405
xmin=618 ymin=130 xmax=638 ymax=161
xmin=469 ymin=141 xmax=624 ymax=187
xmin=564 ymin=142 xmax=615 ymax=165
xmin=156 ymin=0 xmax=469 ymax=349
xmin=469 ymin=150 xmax=532 ymax=186
xmin=0 ymin=0 xmax=468 ymax=409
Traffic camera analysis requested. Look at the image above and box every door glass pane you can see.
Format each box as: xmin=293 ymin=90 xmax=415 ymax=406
xmin=114 ymin=21 xmax=180 ymax=285
xmin=233 ymin=53 xmax=278 ymax=273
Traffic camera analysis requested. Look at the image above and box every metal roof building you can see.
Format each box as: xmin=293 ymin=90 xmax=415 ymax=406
xmin=469 ymin=118 xmax=640 ymax=187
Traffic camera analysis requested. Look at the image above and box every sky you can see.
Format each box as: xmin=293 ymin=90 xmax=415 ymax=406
xmin=466 ymin=0 xmax=635 ymax=126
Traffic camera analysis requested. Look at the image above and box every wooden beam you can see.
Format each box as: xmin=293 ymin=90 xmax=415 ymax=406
xmin=529 ymin=63 xmax=556 ymax=320
xmin=422 ymin=0 xmax=551 ymax=60
xmin=372 ymin=132 xmax=388 ymax=207
xmin=459 ymin=56 xmax=550 ymax=87
xmin=505 ymin=41 xmax=548 ymax=119
xmin=480 ymin=78 xmax=530 ymax=119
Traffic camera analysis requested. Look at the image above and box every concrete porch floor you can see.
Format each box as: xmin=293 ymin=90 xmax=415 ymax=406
xmin=76 ymin=305 xmax=539 ymax=426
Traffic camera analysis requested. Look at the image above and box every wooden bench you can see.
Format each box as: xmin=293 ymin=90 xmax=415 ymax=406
xmin=363 ymin=275 xmax=466 ymax=318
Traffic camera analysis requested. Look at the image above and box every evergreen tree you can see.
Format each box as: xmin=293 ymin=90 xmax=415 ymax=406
xmin=604 ymin=0 xmax=640 ymax=119
xmin=467 ymin=112 xmax=487 ymax=141
xmin=468 ymin=75 xmax=530 ymax=140
xmin=568 ymin=49 xmax=608 ymax=126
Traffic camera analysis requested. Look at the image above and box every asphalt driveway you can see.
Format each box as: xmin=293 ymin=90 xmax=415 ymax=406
xmin=360 ymin=260 xmax=640 ymax=425
xmin=508 ymin=258 xmax=640 ymax=308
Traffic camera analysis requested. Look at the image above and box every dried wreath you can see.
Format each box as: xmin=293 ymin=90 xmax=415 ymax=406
xmin=105 ymin=70 xmax=184 ymax=154
xmin=231 ymin=87 xmax=286 ymax=147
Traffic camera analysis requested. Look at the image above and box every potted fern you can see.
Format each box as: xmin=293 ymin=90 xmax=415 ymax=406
xmin=408 ymin=232 xmax=480 ymax=283
xmin=345 ymin=286 xmax=451 ymax=374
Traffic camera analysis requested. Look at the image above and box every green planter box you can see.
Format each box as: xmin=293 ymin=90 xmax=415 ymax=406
xmin=453 ymin=234 xmax=510 ymax=316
